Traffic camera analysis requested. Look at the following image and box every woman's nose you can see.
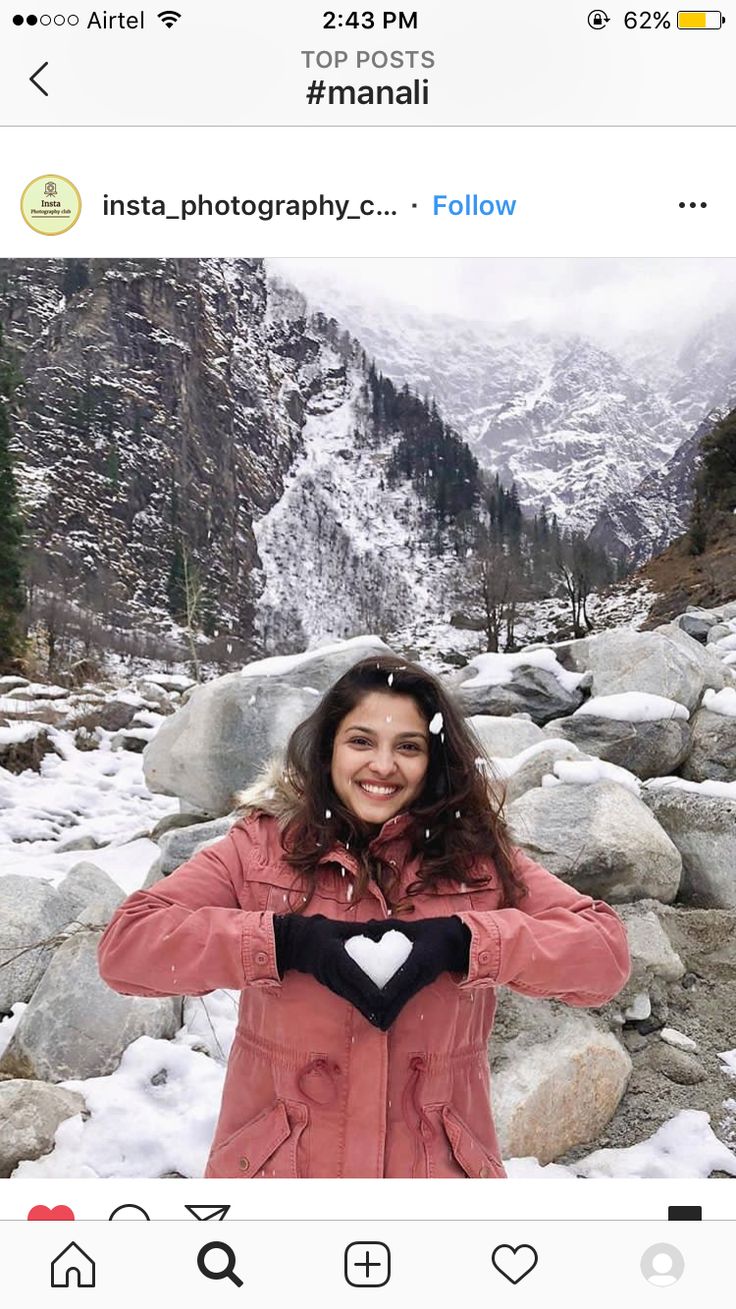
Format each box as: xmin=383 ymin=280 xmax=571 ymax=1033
xmin=369 ymin=752 xmax=398 ymax=776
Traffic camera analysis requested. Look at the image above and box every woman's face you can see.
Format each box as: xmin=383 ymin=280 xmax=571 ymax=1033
xmin=331 ymin=691 xmax=430 ymax=824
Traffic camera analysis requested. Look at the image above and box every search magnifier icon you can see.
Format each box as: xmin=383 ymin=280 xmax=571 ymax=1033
xmin=197 ymin=1241 xmax=244 ymax=1288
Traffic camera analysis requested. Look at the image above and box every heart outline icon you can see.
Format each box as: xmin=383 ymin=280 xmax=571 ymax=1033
xmin=491 ymin=1243 xmax=538 ymax=1284
xmin=27 ymin=1205 xmax=75 ymax=1221
xmin=344 ymin=931 xmax=412 ymax=989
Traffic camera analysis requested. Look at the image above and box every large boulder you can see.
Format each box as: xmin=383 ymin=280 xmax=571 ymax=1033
xmin=158 ymin=816 xmax=233 ymax=875
xmin=613 ymin=901 xmax=686 ymax=1019
xmin=469 ymin=714 xmax=546 ymax=758
xmin=448 ymin=653 xmax=587 ymax=725
xmin=656 ymin=903 xmax=736 ymax=984
xmin=0 ymin=876 xmax=77 ymax=1012
xmin=706 ymin=623 xmax=733 ymax=645
xmin=67 ymin=697 xmax=140 ymax=734
xmin=543 ymin=710 xmax=691 ymax=780
xmin=677 ymin=610 xmax=723 ymax=643
xmin=136 ymin=679 xmax=176 ymax=713
xmin=491 ymin=992 xmax=631 ymax=1164
xmin=0 ymin=723 xmax=62 ymax=775
xmin=0 ymin=930 xmax=181 ymax=1083
xmin=0 ymin=1081 xmax=85 ymax=1178
xmin=143 ymin=636 xmax=393 ymax=815
xmin=643 ymin=787 xmax=736 ymax=908
xmin=555 ymin=628 xmax=723 ymax=713
xmin=508 ymin=780 xmax=682 ymax=902
xmin=148 ymin=810 xmax=211 ymax=842
xmin=656 ymin=622 xmax=733 ymax=692
xmin=55 ymin=864 xmax=125 ymax=926
xmin=498 ymin=740 xmax=588 ymax=806
xmin=680 ymin=707 xmax=736 ymax=782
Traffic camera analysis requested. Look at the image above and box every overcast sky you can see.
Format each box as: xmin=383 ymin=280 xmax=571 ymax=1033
xmin=270 ymin=258 xmax=736 ymax=352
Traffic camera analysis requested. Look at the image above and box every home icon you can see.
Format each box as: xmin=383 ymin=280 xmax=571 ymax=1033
xmin=51 ymin=1241 xmax=96 ymax=1288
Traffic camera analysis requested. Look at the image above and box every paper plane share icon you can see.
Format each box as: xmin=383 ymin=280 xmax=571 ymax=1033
xmin=184 ymin=1204 xmax=230 ymax=1221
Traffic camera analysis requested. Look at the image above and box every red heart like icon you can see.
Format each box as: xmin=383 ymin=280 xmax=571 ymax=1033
xmin=27 ymin=1205 xmax=75 ymax=1221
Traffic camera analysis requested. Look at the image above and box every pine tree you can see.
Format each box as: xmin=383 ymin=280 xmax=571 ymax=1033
xmin=0 ymin=326 xmax=26 ymax=668
xmin=699 ymin=408 xmax=736 ymax=513
xmin=688 ymin=486 xmax=708 ymax=555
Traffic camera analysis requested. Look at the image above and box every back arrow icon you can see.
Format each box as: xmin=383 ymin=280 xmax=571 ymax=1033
xmin=30 ymin=62 xmax=49 ymax=96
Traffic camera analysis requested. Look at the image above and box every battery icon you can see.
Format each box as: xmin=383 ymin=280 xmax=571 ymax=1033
xmin=677 ymin=10 xmax=725 ymax=26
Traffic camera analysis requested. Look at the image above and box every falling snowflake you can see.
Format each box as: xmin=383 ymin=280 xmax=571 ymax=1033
xmin=325 ymin=808 xmax=332 ymax=819
xmin=385 ymin=715 xmax=392 ymax=723
xmin=425 ymin=828 xmax=430 ymax=839
xmin=387 ymin=673 xmax=394 ymax=686
xmin=455 ymin=810 xmax=461 ymax=819
xmin=429 ymin=712 xmax=443 ymax=735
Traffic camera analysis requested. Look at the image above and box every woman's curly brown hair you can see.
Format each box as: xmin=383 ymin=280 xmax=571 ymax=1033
xmin=281 ymin=653 xmax=528 ymax=911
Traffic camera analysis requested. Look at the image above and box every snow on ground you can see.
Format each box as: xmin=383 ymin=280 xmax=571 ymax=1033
xmin=12 ymin=1035 xmax=226 ymax=1179
xmin=506 ymin=1111 xmax=736 ymax=1179
xmin=583 ymin=576 xmax=658 ymax=633
xmin=181 ymin=990 xmax=240 ymax=1063
xmin=0 ymin=725 xmax=177 ymax=888
xmin=573 ymin=692 xmax=689 ymax=722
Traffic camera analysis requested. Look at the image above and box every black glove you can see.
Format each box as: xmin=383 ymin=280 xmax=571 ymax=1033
xmin=273 ymin=913 xmax=386 ymax=1028
xmin=375 ymin=916 xmax=472 ymax=1031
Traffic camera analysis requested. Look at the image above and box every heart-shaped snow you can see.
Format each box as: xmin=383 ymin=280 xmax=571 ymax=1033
xmin=344 ymin=931 xmax=412 ymax=989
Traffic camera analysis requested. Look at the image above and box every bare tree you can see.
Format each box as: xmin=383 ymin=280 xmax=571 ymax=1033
xmin=553 ymin=531 xmax=604 ymax=638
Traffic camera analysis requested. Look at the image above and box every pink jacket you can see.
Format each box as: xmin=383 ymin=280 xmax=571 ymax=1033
xmin=98 ymin=802 xmax=631 ymax=1179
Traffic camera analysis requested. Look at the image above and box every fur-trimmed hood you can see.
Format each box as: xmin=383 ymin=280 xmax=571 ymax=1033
xmin=231 ymin=757 xmax=301 ymax=830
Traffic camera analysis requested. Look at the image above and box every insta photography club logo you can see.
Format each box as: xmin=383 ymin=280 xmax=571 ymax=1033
xmin=20 ymin=173 xmax=82 ymax=235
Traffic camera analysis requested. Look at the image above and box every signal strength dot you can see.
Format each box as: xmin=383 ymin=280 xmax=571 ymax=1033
xmin=158 ymin=9 xmax=181 ymax=27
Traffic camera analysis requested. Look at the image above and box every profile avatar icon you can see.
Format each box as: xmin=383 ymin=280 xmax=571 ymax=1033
xmin=640 ymin=1243 xmax=685 ymax=1287
xmin=44 ymin=181 xmax=58 ymax=197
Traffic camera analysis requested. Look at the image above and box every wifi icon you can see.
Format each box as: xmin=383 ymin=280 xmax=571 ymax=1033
xmin=158 ymin=9 xmax=181 ymax=27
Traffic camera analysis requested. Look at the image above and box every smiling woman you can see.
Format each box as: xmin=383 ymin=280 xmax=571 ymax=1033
xmin=97 ymin=653 xmax=631 ymax=1179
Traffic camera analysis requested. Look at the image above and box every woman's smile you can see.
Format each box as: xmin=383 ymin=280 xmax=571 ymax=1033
xmin=355 ymin=780 xmax=402 ymax=800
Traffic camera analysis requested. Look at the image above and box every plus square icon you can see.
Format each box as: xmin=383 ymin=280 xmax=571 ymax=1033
xmin=344 ymin=1242 xmax=391 ymax=1287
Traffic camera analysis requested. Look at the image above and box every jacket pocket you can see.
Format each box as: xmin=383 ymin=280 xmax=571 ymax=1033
xmin=426 ymin=1104 xmax=506 ymax=1178
xmin=205 ymin=1099 xmax=309 ymax=1179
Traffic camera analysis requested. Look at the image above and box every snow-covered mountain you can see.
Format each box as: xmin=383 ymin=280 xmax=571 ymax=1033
xmin=272 ymin=274 xmax=736 ymax=556
xmin=4 ymin=258 xmax=736 ymax=668
xmin=589 ymin=312 xmax=736 ymax=563
xmin=0 ymin=259 xmax=475 ymax=663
